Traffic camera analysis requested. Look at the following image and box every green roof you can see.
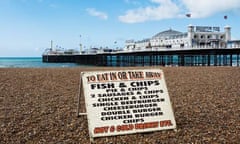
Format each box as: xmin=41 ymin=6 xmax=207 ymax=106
xmin=153 ymin=29 xmax=183 ymax=38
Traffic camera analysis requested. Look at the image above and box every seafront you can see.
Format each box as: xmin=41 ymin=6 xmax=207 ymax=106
xmin=0 ymin=67 xmax=239 ymax=143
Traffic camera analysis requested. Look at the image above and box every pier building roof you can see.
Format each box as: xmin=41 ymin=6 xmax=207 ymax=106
xmin=153 ymin=29 xmax=183 ymax=38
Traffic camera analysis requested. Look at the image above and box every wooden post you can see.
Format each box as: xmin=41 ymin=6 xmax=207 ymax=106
xmin=77 ymin=73 xmax=87 ymax=116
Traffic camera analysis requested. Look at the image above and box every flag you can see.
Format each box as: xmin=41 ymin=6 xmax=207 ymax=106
xmin=186 ymin=13 xmax=191 ymax=18
xmin=224 ymin=15 xmax=227 ymax=20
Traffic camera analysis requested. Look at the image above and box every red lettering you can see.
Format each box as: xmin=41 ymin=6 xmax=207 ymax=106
xmin=116 ymin=124 xmax=134 ymax=132
xmin=135 ymin=121 xmax=159 ymax=129
xmin=159 ymin=120 xmax=173 ymax=127
xmin=109 ymin=126 xmax=115 ymax=132
xmin=94 ymin=126 xmax=109 ymax=134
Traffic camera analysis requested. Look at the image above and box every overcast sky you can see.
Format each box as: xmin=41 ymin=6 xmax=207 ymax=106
xmin=0 ymin=0 xmax=240 ymax=57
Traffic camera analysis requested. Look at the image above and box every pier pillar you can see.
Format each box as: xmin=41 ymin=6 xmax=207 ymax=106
xmin=207 ymin=55 xmax=211 ymax=66
xmin=230 ymin=54 xmax=233 ymax=66
xmin=214 ymin=54 xmax=217 ymax=66
xmin=223 ymin=55 xmax=227 ymax=66
xmin=180 ymin=55 xmax=184 ymax=66
xmin=237 ymin=54 xmax=240 ymax=66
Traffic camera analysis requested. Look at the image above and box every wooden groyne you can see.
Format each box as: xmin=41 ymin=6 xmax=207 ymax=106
xmin=42 ymin=48 xmax=240 ymax=66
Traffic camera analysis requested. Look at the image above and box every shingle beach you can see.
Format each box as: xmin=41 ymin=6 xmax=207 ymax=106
xmin=0 ymin=67 xmax=239 ymax=143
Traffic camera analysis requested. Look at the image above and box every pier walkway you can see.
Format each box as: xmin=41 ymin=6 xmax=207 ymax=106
xmin=42 ymin=48 xmax=240 ymax=67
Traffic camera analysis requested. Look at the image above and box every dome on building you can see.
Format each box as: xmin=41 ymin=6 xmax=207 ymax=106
xmin=152 ymin=29 xmax=183 ymax=38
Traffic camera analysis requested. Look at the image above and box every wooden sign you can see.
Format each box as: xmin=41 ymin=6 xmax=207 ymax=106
xmin=79 ymin=69 xmax=176 ymax=138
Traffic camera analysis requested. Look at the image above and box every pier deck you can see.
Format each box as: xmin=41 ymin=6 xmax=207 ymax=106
xmin=42 ymin=48 xmax=240 ymax=66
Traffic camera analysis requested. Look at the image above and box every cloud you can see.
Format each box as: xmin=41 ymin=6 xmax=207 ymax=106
xmin=182 ymin=0 xmax=240 ymax=18
xmin=119 ymin=0 xmax=240 ymax=23
xmin=86 ymin=8 xmax=108 ymax=20
xmin=119 ymin=0 xmax=180 ymax=23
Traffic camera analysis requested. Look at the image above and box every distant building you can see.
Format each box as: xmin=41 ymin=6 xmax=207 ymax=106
xmin=125 ymin=25 xmax=232 ymax=51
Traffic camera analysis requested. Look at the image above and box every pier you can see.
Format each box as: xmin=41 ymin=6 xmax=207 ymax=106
xmin=42 ymin=48 xmax=240 ymax=67
xmin=42 ymin=25 xmax=240 ymax=67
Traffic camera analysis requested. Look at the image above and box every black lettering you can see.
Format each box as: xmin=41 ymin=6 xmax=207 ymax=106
xmin=123 ymin=118 xmax=144 ymax=124
xmin=91 ymin=83 xmax=115 ymax=89
xmin=119 ymin=83 xmax=127 ymax=88
xmin=130 ymin=80 xmax=160 ymax=87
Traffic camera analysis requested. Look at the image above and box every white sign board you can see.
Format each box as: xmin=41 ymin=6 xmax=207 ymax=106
xmin=81 ymin=69 xmax=176 ymax=138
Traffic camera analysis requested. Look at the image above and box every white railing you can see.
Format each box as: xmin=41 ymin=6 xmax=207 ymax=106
xmin=123 ymin=45 xmax=240 ymax=53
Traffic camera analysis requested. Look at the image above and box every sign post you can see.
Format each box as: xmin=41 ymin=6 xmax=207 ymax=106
xmin=77 ymin=76 xmax=87 ymax=116
xmin=77 ymin=68 xmax=176 ymax=140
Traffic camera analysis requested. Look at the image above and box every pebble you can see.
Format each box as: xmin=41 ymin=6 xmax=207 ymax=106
xmin=0 ymin=67 xmax=239 ymax=143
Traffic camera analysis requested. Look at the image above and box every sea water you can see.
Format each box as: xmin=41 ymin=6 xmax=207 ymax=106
xmin=0 ymin=57 xmax=84 ymax=68
xmin=1 ymin=56 xmax=238 ymax=68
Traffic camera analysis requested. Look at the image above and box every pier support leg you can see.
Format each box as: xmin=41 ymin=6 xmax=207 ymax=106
xmin=207 ymin=55 xmax=210 ymax=66
xmin=237 ymin=54 xmax=240 ymax=66
xmin=230 ymin=54 xmax=233 ymax=66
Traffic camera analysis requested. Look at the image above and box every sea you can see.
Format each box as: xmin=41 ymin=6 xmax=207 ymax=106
xmin=0 ymin=56 xmax=239 ymax=68
xmin=0 ymin=57 xmax=85 ymax=68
